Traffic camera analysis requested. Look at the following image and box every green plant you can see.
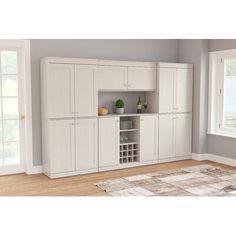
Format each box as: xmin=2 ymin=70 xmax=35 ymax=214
xmin=115 ymin=99 xmax=124 ymax=108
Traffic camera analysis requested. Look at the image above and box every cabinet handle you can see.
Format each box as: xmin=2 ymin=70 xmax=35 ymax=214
xmin=75 ymin=112 xmax=79 ymax=114
xmin=71 ymin=111 xmax=74 ymax=114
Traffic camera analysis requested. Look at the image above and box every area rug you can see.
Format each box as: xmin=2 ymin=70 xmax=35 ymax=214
xmin=96 ymin=164 xmax=236 ymax=196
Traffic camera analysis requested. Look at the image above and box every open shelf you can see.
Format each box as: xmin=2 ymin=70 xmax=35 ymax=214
xmin=120 ymin=128 xmax=139 ymax=132
xmin=119 ymin=116 xmax=139 ymax=164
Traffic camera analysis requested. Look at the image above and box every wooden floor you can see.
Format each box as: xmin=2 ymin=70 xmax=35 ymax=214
xmin=0 ymin=160 xmax=236 ymax=196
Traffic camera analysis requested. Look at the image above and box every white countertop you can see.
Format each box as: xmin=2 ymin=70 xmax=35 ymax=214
xmin=98 ymin=113 xmax=158 ymax=118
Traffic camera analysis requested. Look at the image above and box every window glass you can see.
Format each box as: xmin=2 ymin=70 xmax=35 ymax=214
xmin=223 ymin=59 xmax=236 ymax=129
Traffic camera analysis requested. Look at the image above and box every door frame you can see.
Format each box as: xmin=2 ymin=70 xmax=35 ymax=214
xmin=0 ymin=40 xmax=33 ymax=175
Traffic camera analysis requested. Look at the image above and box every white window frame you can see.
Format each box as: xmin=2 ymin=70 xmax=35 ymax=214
xmin=0 ymin=40 xmax=33 ymax=174
xmin=208 ymin=49 xmax=236 ymax=138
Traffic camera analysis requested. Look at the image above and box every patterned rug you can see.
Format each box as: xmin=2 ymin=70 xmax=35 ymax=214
xmin=96 ymin=164 xmax=236 ymax=196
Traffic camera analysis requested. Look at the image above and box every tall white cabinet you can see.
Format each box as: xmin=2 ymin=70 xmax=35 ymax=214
xmin=147 ymin=63 xmax=193 ymax=163
xmin=41 ymin=58 xmax=98 ymax=178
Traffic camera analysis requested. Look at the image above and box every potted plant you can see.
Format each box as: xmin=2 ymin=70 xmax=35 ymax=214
xmin=115 ymin=99 xmax=125 ymax=114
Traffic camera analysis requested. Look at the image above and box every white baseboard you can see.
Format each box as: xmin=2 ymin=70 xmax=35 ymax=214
xmin=25 ymin=154 xmax=236 ymax=176
xmin=191 ymin=153 xmax=208 ymax=161
xmin=26 ymin=165 xmax=43 ymax=175
xmin=192 ymin=153 xmax=236 ymax=167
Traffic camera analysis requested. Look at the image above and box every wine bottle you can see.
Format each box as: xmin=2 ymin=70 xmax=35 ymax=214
xmin=137 ymin=97 xmax=142 ymax=113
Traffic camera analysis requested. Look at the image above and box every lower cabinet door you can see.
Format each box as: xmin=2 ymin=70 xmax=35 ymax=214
xmin=99 ymin=117 xmax=119 ymax=168
xmin=140 ymin=115 xmax=158 ymax=162
xmin=75 ymin=118 xmax=98 ymax=171
xmin=175 ymin=113 xmax=192 ymax=157
xmin=49 ymin=119 xmax=75 ymax=173
xmin=159 ymin=114 xmax=175 ymax=160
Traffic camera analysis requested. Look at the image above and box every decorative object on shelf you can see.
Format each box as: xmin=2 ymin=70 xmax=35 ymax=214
xmin=143 ymin=101 xmax=148 ymax=113
xmin=123 ymin=135 xmax=128 ymax=143
xmin=115 ymin=99 xmax=125 ymax=114
xmin=98 ymin=107 xmax=109 ymax=116
xmin=120 ymin=120 xmax=133 ymax=130
xmin=137 ymin=97 xmax=142 ymax=113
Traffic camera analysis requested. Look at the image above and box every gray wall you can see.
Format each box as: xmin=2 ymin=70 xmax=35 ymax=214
xmin=207 ymin=39 xmax=236 ymax=159
xmin=209 ymin=39 xmax=236 ymax=52
xmin=177 ymin=39 xmax=209 ymax=154
xmin=31 ymin=39 xmax=179 ymax=166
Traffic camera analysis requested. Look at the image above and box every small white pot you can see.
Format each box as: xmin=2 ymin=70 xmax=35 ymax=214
xmin=116 ymin=107 xmax=124 ymax=114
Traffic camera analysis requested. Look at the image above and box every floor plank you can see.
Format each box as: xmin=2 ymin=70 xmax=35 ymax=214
xmin=0 ymin=160 xmax=235 ymax=196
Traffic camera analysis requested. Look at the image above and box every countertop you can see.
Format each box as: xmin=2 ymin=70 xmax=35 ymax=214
xmin=98 ymin=113 xmax=158 ymax=118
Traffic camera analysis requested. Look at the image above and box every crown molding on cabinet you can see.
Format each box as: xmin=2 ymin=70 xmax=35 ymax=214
xmin=157 ymin=62 xmax=193 ymax=69
xmin=42 ymin=57 xmax=98 ymax=65
xmin=98 ymin=59 xmax=156 ymax=68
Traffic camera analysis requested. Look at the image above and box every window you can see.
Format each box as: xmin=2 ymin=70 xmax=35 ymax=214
xmin=209 ymin=49 xmax=236 ymax=137
xmin=0 ymin=40 xmax=32 ymax=175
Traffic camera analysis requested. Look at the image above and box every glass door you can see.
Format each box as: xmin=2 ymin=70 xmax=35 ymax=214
xmin=0 ymin=49 xmax=25 ymax=174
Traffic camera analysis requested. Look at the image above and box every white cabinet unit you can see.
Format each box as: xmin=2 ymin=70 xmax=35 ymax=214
xmin=75 ymin=65 xmax=97 ymax=117
xmin=98 ymin=61 xmax=156 ymax=91
xmin=99 ymin=117 xmax=119 ymax=169
xmin=140 ymin=115 xmax=158 ymax=162
xmin=48 ymin=119 xmax=75 ymax=174
xmin=41 ymin=57 xmax=99 ymax=178
xmin=159 ymin=113 xmax=192 ymax=161
xmin=42 ymin=59 xmax=98 ymax=119
xmin=45 ymin=118 xmax=98 ymax=177
xmin=41 ymin=57 xmax=193 ymax=178
xmin=75 ymin=118 xmax=98 ymax=171
xmin=98 ymin=66 xmax=127 ymax=91
xmin=159 ymin=114 xmax=175 ymax=160
xmin=158 ymin=68 xmax=175 ymax=113
xmin=175 ymin=113 xmax=192 ymax=157
xmin=128 ymin=67 xmax=156 ymax=91
xmin=175 ymin=68 xmax=193 ymax=113
xmin=47 ymin=64 xmax=74 ymax=118
xmin=146 ymin=63 xmax=193 ymax=114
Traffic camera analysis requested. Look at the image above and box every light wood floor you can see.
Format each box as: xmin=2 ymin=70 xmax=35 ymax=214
xmin=0 ymin=160 xmax=236 ymax=196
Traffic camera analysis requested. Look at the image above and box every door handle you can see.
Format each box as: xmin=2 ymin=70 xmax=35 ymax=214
xmin=19 ymin=114 xmax=25 ymax=120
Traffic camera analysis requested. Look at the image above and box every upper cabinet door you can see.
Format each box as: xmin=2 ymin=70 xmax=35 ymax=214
xmin=75 ymin=118 xmax=98 ymax=171
xmin=175 ymin=69 xmax=193 ymax=112
xmin=158 ymin=68 xmax=175 ymax=113
xmin=48 ymin=64 xmax=74 ymax=118
xmin=99 ymin=117 xmax=119 ymax=168
xmin=175 ymin=113 xmax=192 ymax=157
xmin=128 ymin=67 xmax=156 ymax=91
xmin=158 ymin=114 xmax=175 ymax=160
xmin=140 ymin=115 xmax=158 ymax=162
xmin=74 ymin=65 xmax=97 ymax=117
xmin=49 ymin=119 xmax=75 ymax=174
xmin=98 ymin=66 xmax=128 ymax=91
